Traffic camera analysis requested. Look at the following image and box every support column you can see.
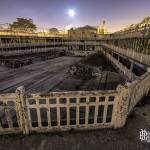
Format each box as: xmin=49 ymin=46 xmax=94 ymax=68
xmin=113 ymin=84 xmax=129 ymax=128
xmin=130 ymin=60 xmax=133 ymax=70
xmin=16 ymin=86 xmax=29 ymax=135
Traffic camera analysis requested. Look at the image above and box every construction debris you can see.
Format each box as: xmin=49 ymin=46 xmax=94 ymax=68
xmin=68 ymin=63 xmax=102 ymax=79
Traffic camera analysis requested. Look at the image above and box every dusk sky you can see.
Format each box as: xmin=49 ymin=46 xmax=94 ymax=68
xmin=0 ymin=0 xmax=150 ymax=32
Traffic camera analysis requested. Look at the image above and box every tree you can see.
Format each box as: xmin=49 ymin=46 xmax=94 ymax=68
xmin=49 ymin=28 xmax=59 ymax=34
xmin=9 ymin=18 xmax=37 ymax=32
xmin=141 ymin=16 xmax=150 ymax=24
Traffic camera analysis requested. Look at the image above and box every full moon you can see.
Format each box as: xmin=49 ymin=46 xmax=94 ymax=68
xmin=68 ymin=9 xmax=76 ymax=17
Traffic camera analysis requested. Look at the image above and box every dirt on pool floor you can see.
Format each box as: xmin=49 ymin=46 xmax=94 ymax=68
xmin=0 ymin=54 xmax=124 ymax=93
xmin=0 ymin=101 xmax=150 ymax=150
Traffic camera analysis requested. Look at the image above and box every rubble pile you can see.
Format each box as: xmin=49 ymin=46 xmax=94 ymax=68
xmin=68 ymin=63 xmax=102 ymax=79
xmin=68 ymin=53 xmax=116 ymax=80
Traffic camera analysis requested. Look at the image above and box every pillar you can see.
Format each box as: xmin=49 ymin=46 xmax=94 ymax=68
xmin=113 ymin=84 xmax=129 ymax=128
xmin=16 ymin=86 xmax=29 ymax=135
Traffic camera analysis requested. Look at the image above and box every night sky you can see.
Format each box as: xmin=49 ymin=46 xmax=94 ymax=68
xmin=0 ymin=0 xmax=150 ymax=32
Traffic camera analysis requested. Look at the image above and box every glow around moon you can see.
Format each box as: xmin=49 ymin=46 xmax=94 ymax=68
xmin=68 ymin=9 xmax=76 ymax=17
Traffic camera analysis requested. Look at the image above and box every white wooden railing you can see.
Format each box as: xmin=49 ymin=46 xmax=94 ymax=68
xmin=102 ymin=43 xmax=150 ymax=67
xmin=0 ymin=89 xmax=119 ymax=135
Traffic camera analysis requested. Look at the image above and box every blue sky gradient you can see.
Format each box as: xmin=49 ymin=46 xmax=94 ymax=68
xmin=0 ymin=0 xmax=149 ymax=32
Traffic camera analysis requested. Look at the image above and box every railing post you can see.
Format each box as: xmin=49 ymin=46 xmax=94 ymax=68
xmin=113 ymin=84 xmax=129 ymax=128
xmin=16 ymin=86 xmax=30 ymax=135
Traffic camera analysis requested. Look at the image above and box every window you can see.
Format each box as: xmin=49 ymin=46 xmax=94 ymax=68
xmin=49 ymin=98 xmax=56 ymax=104
xmin=99 ymin=97 xmax=105 ymax=102
xmin=88 ymin=106 xmax=95 ymax=124
xmin=79 ymin=106 xmax=86 ymax=124
xmin=50 ymin=108 xmax=57 ymax=126
xmin=69 ymin=98 xmax=76 ymax=103
xmin=70 ymin=107 xmax=76 ymax=125
xmin=97 ymin=105 xmax=104 ymax=123
xmin=39 ymin=99 xmax=46 ymax=104
xmin=40 ymin=108 xmax=48 ymax=126
xmin=80 ymin=98 xmax=86 ymax=103
xmin=106 ymin=105 xmax=113 ymax=123
xmin=30 ymin=108 xmax=38 ymax=127
xmin=60 ymin=98 xmax=66 ymax=104
xmin=0 ymin=101 xmax=9 ymax=128
xmin=29 ymin=99 xmax=36 ymax=105
xmin=7 ymin=101 xmax=18 ymax=127
xmin=108 ymin=96 xmax=115 ymax=102
xmin=60 ymin=107 xmax=67 ymax=125
xmin=89 ymin=97 xmax=96 ymax=103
